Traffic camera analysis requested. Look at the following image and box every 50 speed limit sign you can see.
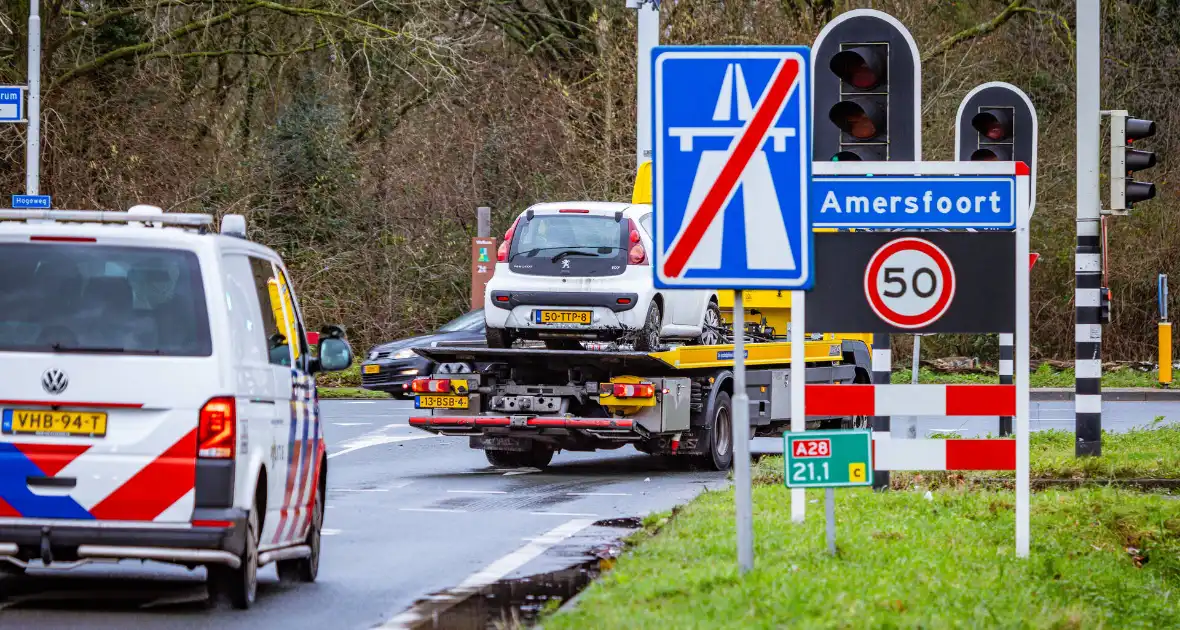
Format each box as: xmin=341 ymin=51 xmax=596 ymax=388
xmin=863 ymin=237 xmax=956 ymax=329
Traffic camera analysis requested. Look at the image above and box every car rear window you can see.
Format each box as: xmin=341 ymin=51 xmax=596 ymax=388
xmin=0 ymin=243 xmax=212 ymax=356
xmin=508 ymin=213 xmax=628 ymax=277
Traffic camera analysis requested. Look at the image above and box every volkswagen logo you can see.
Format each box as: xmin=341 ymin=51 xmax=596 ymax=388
xmin=42 ymin=369 xmax=68 ymax=395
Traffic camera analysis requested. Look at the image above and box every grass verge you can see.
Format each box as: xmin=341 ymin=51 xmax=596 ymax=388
xmin=316 ymin=386 xmax=390 ymax=399
xmin=892 ymin=364 xmax=1165 ymax=388
xmin=753 ymin=424 xmax=1180 ymax=487
xmin=548 ymin=486 xmax=1180 ymax=629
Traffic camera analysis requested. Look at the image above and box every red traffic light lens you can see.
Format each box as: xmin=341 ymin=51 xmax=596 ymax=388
xmin=830 ymin=47 xmax=887 ymax=90
xmin=970 ymin=147 xmax=1011 ymax=161
xmin=830 ymin=99 xmax=885 ymax=140
xmin=971 ymin=109 xmax=1013 ymax=142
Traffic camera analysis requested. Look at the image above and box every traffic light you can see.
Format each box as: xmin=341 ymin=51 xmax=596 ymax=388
xmin=1100 ymin=287 xmax=1112 ymax=325
xmin=956 ymin=82 xmax=1038 ymax=206
xmin=813 ymin=10 xmax=920 ymax=162
xmin=1110 ymin=110 xmax=1158 ymax=212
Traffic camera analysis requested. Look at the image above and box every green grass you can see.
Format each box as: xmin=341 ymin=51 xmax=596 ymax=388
xmin=549 ymin=486 xmax=1180 ymax=629
xmin=753 ymin=424 xmax=1180 ymax=487
xmin=315 ymin=360 xmax=362 ymax=388
xmin=316 ymin=386 xmax=390 ymax=399
xmin=891 ymin=365 xmax=1166 ymax=388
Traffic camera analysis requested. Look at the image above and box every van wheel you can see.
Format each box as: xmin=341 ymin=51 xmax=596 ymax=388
xmin=700 ymin=392 xmax=734 ymax=471
xmin=633 ymin=302 xmax=663 ymax=352
xmin=277 ymin=474 xmax=323 ymax=583
xmin=208 ymin=503 xmax=259 ymax=609
xmin=484 ymin=449 xmax=520 ymax=467
xmin=486 ymin=327 xmax=513 ymax=348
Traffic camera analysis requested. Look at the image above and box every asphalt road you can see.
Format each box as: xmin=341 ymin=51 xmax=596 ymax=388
xmin=0 ymin=400 xmax=727 ymax=629
xmin=1 ymin=398 xmax=1175 ymax=628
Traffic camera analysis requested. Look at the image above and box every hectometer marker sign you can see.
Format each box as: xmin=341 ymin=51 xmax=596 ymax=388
xmin=651 ymin=46 xmax=813 ymax=289
xmin=784 ymin=429 xmax=873 ymax=488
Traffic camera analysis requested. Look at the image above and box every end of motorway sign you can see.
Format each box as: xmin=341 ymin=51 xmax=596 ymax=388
xmin=784 ymin=429 xmax=873 ymax=488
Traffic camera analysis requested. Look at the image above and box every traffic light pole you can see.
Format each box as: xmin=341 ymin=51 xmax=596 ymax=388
xmin=1075 ymin=0 xmax=1103 ymax=456
xmin=628 ymin=0 xmax=659 ymax=169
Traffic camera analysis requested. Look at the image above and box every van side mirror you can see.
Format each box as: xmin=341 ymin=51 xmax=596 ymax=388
xmin=310 ymin=324 xmax=352 ymax=374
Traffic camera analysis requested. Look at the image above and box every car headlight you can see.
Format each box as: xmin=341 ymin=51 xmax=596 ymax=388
xmin=393 ymin=348 xmax=416 ymax=360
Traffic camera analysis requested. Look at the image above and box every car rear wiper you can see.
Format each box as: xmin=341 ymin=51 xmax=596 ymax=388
xmin=50 ymin=343 xmax=160 ymax=355
xmin=551 ymin=250 xmax=600 ymax=262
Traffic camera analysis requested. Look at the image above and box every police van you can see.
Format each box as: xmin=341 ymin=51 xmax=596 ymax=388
xmin=0 ymin=206 xmax=353 ymax=609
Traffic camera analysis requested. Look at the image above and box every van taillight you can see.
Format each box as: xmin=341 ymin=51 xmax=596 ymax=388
xmin=627 ymin=219 xmax=647 ymax=265
xmin=497 ymin=217 xmax=521 ymax=262
xmin=198 ymin=397 xmax=236 ymax=459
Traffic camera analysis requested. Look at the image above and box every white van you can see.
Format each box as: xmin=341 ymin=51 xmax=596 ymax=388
xmin=0 ymin=207 xmax=353 ymax=609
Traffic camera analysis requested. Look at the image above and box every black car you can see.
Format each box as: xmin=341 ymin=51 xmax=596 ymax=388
xmin=360 ymin=310 xmax=486 ymax=398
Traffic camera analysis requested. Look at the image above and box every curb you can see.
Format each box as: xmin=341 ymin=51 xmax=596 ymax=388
xmin=1030 ymin=388 xmax=1180 ymax=402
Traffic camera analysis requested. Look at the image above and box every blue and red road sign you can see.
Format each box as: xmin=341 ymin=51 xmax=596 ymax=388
xmin=652 ymin=46 xmax=813 ymax=289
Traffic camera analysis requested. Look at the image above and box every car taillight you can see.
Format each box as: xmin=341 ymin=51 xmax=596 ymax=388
xmin=198 ymin=397 xmax=236 ymax=459
xmin=627 ymin=219 xmax=647 ymax=265
xmin=612 ymin=382 xmax=655 ymax=398
xmin=411 ymin=378 xmax=452 ymax=393
xmin=497 ymin=217 xmax=520 ymax=262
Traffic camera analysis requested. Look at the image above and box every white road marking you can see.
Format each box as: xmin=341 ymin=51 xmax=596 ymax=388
xmin=446 ymin=490 xmax=507 ymax=495
xmin=321 ymin=528 xmax=342 ymax=536
xmin=529 ymin=511 xmax=597 ymax=517
xmin=566 ymin=492 xmax=631 ymax=497
xmin=328 ymin=433 xmax=433 ymax=459
xmin=399 ymin=507 xmax=467 ymax=514
xmin=502 ymin=468 xmax=541 ymax=476
xmin=379 ymin=519 xmax=596 ymax=627
xmin=333 ymin=422 xmax=372 ymax=427
xmin=334 ymin=488 xmax=390 ymax=493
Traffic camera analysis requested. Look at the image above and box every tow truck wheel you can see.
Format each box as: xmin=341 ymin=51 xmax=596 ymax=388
xmin=633 ymin=302 xmax=663 ymax=352
xmin=485 ymin=449 xmax=521 ymax=467
xmin=519 ymin=443 xmax=555 ymax=469
xmin=486 ymin=327 xmax=513 ymax=349
xmin=701 ymin=391 xmax=734 ymax=471
xmin=208 ymin=501 xmax=260 ymax=609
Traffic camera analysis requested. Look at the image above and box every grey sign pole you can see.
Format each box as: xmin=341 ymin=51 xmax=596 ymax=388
xmin=732 ymin=291 xmax=753 ymax=573
xmin=824 ymin=487 xmax=836 ymax=555
xmin=477 ymin=206 xmax=491 ymax=238
xmin=25 ymin=0 xmax=40 ymax=195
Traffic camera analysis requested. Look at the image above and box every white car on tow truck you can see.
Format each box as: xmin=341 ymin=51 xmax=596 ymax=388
xmin=483 ymin=202 xmax=722 ymax=351
xmin=0 ymin=206 xmax=353 ymax=609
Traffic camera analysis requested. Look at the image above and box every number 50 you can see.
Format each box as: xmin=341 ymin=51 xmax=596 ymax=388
xmin=883 ymin=267 xmax=938 ymax=298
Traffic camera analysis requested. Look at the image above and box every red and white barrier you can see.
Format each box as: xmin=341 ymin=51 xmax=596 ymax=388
xmin=872 ymin=437 xmax=1015 ymax=471
xmin=805 ymin=384 xmax=1015 ymax=417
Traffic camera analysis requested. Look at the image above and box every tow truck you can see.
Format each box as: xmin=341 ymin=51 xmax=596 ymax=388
xmin=407 ymin=164 xmax=874 ymax=470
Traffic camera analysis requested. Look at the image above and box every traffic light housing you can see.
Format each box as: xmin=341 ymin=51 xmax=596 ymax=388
xmin=956 ymin=82 xmax=1038 ymax=207
xmin=1100 ymin=287 xmax=1112 ymax=325
xmin=813 ymin=10 xmax=920 ymax=162
xmin=1110 ymin=111 xmax=1158 ymax=212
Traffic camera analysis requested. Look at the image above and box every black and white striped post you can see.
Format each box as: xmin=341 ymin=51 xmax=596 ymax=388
xmin=1075 ymin=3 xmax=1103 ymax=457
xmin=871 ymin=334 xmax=891 ymax=490
xmin=999 ymin=333 xmax=1014 ymax=437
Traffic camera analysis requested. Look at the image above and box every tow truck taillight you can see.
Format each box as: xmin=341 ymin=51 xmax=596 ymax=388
xmin=198 ymin=397 xmax=236 ymax=459
xmin=611 ymin=382 xmax=655 ymax=398
xmin=411 ymin=378 xmax=452 ymax=393
xmin=627 ymin=219 xmax=647 ymax=265
xmin=497 ymin=217 xmax=520 ymax=262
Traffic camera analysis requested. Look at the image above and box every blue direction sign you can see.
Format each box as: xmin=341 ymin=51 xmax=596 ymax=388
xmin=0 ymin=86 xmax=24 ymax=123
xmin=811 ymin=174 xmax=1016 ymax=229
xmin=652 ymin=46 xmax=813 ymax=289
xmin=12 ymin=195 xmax=51 ymax=209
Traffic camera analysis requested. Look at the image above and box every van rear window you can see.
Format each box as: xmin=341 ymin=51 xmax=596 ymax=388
xmin=0 ymin=244 xmax=212 ymax=356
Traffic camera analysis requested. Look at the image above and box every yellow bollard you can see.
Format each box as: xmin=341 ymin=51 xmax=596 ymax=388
xmin=1160 ymin=322 xmax=1173 ymax=385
